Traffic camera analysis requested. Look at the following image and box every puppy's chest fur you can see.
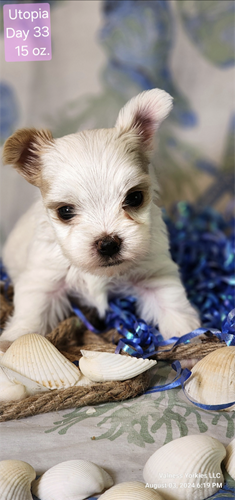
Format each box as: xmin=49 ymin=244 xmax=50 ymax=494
xmin=66 ymin=263 xmax=137 ymax=307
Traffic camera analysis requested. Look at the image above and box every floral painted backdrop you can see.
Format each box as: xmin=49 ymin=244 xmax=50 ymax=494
xmin=0 ymin=0 xmax=234 ymax=245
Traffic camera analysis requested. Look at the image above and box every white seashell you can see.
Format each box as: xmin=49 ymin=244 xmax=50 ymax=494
xmin=224 ymin=438 xmax=235 ymax=480
xmin=0 ymin=459 xmax=36 ymax=500
xmin=31 ymin=459 xmax=113 ymax=500
xmin=0 ymin=361 xmax=49 ymax=398
xmin=184 ymin=346 xmax=235 ymax=410
xmin=79 ymin=350 xmax=156 ymax=382
xmin=98 ymin=481 xmax=165 ymax=499
xmin=143 ymin=434 xmax=226 ymax=500
xmin=1 ymin=333 xmax=81 ymax=390
xmin=0 ymin=366 xmax=27 ymax=402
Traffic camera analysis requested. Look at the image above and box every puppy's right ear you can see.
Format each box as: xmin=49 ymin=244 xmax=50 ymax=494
xmin=2 ymin=128 xmax=54 ymax=187
xmin=115 ymin=89 xmax=173 ymax=153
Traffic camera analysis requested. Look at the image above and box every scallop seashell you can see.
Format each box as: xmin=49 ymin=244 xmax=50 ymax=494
xmin=1 ymin=333 xmax=81 ymax=390
xmin=79 ymin=350 xmax=157 ymax=382
xmin=0 ymin=459 xmax=36 ymax=500
xmin=184 ymin=346 xmax=235 ymax=410
xmin=31 ymin=459 xmax=113 ymax=500
xmin=0 ymin=361 xmax=49 ymax=398
xmin=224 ymin=438 xmax=235 ymax=480
xmin=0 ymin=366 xmax=27 ymax=402
xmin=143 ymin=434 xmax=226 ymax=500
xmin=98 ymin=481 xmax=164 ymax=499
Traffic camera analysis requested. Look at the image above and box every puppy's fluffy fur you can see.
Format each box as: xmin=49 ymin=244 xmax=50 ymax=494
xmin=1 ymin=89 xmax=200 ymax=343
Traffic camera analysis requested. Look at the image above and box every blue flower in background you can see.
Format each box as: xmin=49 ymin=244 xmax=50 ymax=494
xmin=101 ymin=0 xmax=197 ymax=127
xmin=177 ymin=0 xmax=235 ymax=67
xmin=0 ymin=82 xmax=19 ymax=143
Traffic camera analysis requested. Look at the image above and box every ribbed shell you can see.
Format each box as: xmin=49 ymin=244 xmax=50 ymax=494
xmin=31 ymin=460 xmax=113 ymax=500
xmin=79 ymin=350 xmax=156 ymax=382
xmin=0 ymin=460 xmax=36 ymax=500
xmin=184 ymin=346 xmax=235 ymax=410
xmin=1 ymin=334 xmax=81 ymax=389
xmin=143 ymin=435 xmax=226 ymax=500
xmin=99 ymin=481 xmax=164 ymax=499
xmin=224 ymin=438 xmax=235 ymax=480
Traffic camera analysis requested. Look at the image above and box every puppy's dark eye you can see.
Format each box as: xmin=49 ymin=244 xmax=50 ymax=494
xmin=58 ymin=206 xmax=75 ymax=220
xmin=123 ymin=191 xmax=144 ymax=208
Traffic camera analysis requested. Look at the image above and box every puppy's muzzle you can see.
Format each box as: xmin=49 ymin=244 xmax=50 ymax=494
xmin=95 ymin=235 xmax=122 ymax=257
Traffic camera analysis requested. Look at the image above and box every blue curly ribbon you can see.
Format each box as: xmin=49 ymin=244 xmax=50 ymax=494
xmin=104 ymin=297 xmax=235 ymax=357
xmin=145 ymin=360 xmax=184 ymax=393
xmin=164 ymin=203 xmax=234 ymax=330
xmin=107 ymin=297 xmax=165 ymax=357
xmin=179 ymin=363 xmax=235 ymax=411
xmin=147 ymin=360 xmax=235 ymax=411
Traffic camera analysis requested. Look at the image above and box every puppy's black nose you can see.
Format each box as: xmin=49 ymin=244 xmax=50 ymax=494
xmin=96 ymin=235 xmax=122 ymax=257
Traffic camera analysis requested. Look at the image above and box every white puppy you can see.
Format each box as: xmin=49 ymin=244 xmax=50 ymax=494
xmin=1 ymin=89 xmax=200 ymax=344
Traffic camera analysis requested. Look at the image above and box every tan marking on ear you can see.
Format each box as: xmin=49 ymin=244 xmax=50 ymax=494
xmin=115 ymin=89 xmax=173 ymax=152
xmin=2 ymin=128 xmax=54 ymax=187
xmin=40 ymin=176 xmax=51 ymax=198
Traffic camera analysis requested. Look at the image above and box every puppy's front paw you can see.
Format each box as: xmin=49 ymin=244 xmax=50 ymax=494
xmin=136 ymin=285 xmax=201 ymax=340
xmin=158 ymin=312 xmax=201 ymax=340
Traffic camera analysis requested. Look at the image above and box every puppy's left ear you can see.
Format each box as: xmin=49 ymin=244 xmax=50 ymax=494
xmin=115 ymin=89 xmax=173 ymax=152
xmin=2 ymin=128 xmax=54 ymax=187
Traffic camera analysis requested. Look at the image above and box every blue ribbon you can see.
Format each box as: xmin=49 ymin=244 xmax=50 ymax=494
xmin=103 ymin=297 xmax=235 ymax=357
xmin=179 ymin=363 xmax=235 ymax=411
xmin=145 ymin=360 xmax=183 ymax=393
xmin=147 ymin=360 xmax=235 ymax=411
xmin=164 ymin=203 xmax=234 ymax=333
xmin=70 ymin=302 xmax=100 ymax=334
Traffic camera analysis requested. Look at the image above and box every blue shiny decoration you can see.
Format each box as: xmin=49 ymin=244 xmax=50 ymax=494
xmin=147 ymin=360 xmax=235 ymax=411
xmin=105 ymin=298 xmax=234 ymax=355
xmin=178 ymin=362 xmax=235 ymax=411
xmin=145 ymin=360 xmax=183 ymax=394
xmin=106 ymin=297 xmax=164 ymax=358
xmin=165 ymin=203 xmax=235 ymax=330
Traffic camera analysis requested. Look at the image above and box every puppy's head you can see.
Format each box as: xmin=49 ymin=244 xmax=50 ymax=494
xmin=3 ymin=89 xmax=172 ymax=276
